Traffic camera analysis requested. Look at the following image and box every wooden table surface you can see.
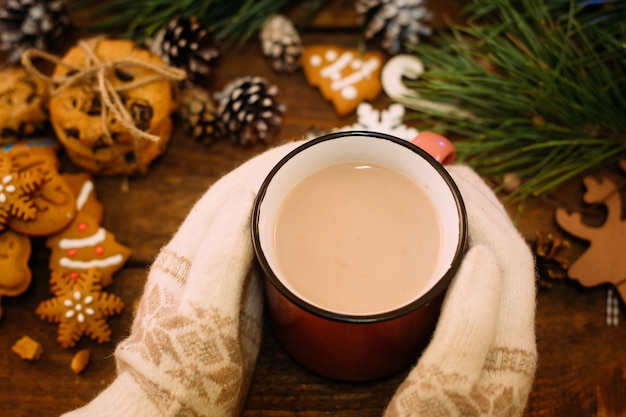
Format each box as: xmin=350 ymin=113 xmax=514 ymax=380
xmin=1 ymin=2 xmax=625 ymax=416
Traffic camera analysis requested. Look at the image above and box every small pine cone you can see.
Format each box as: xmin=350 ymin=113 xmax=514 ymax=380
xmin=150 ymin=16 xmax=220 ymax=83
xmin=356 ymin=0 xmax=433 ymax=54
xmin=176 ymin=87 xmax=221 ymax=144
xmin=215 ymin=76 xmax=286 ymax=146
xmin=259 ymin=14 xmax=302 ymax=73
xmin=0 ymin=0 xmax=72 ymax=64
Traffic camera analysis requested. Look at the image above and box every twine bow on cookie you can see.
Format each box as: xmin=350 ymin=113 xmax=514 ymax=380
xmin=21 ymin=38 xmax=186 ymax=146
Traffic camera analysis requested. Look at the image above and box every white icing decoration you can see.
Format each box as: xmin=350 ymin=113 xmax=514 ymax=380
xmin=59 ymin=227 xmax=106 ymax=249
xmin=325 ymin=49 xmax=337 ymax=61
xmin=342 ymin=86 xmax=357 ymax=100
xmin=59 ymin=254 xmax=125 ymax=269
xmin=310 ymin=54 xmax=322 ymax=66
xmin=63 ymin=290 xmax=96 ymax=322
xmin=0 ymin=174 xmax=16 ymax=204
xmin=331 ymin=57 xmax=379 ymax=94
xmin=321 ymin=51 xmax=354 ymax=80
xmin=316 ymin=50 xmax=381 ymax=101
xmin=76 ymin=181 xmax=94 ymax=211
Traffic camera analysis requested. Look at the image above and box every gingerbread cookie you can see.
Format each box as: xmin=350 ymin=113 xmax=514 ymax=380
xmin=0 ymin=67 xmax=49 ymax=144
xmin=0 ymin=151 xmax=46 ymax=230
xmin=46 ymin=174 xmax=131 ymax=287
xmin=6 ymin=146 xmax=77 ymax=236
xmin=0 ymin=230 xmax=32 ymax=318
xmin=36 ymin=267 xmax=125 ymax=348
xmin=11 ymin=336 xmax=44 ymax=361
xmin=62 ymin=172 xmax=104 ymax=222
xmin=301 ymin=45 xmax=384 ymax=116
xmin=47 ymin=37 xmax=182 ymax=175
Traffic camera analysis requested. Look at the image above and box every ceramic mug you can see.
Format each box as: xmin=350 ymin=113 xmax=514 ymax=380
xmin=251 ymin=130 xmax=467 ymax=381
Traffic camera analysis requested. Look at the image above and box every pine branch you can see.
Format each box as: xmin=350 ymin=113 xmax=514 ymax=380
xmin=65 ymin=0 xmax=329 ymax=45
xmin=402 ymin=0 xmax=626 ymax=203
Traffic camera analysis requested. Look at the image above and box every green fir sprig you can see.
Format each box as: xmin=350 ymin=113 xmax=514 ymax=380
xmin=401 ymin=0 xmax=626 ymax=205
xmin=65 ymin=0 xmax=329 ymax=45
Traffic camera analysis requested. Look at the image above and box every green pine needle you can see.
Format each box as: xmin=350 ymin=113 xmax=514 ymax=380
xmin=65 ymin=0 xmax=329 ymax=45
xmin=402 ymin=0 xmax=626 ymax=203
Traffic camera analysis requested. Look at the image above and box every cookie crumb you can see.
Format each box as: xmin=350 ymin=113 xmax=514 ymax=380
xmin=12 ymin=336 xmax=44 ymax=361
xmin=71 ymin=349 xmax=91 ymax=374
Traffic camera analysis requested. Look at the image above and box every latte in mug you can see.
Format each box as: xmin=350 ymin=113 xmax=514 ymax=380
xmin=273 ymin=161 xmax=442 ymax=315
xmin=251 ymin=131 xmax=467 ymax=381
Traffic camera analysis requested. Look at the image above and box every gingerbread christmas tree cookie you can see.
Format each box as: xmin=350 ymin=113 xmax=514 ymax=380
xmin=301 ymin=45 xmax=384 ymax=116
xmin=36 ymin=268 xmax=125 ymax=348
xmin=46 ymin=173 xmax=131 ymax=287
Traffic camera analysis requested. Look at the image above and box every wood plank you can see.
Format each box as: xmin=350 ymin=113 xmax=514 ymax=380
xmin=1 ymin=2 xmax=624 ymax=416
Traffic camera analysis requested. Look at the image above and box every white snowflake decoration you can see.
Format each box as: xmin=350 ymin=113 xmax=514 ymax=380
xmin=337 ymin=102 xmax=418 ymax=140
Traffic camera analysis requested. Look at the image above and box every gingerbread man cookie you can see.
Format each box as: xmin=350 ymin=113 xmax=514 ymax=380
xmin=0 ymin=229 xmax=32 ymax=318
xmin=301 ymin=45 xmax=384 ymax=116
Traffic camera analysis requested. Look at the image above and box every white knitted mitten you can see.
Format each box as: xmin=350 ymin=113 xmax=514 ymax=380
xmin=383 ymin=165 xmax=538 ymax=417
xmin=62 ymin=141 xmax=302 ymax=417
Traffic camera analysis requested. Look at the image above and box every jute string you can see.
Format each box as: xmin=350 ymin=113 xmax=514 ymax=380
xmin=21 ymin=37 xmax=186 ymax=173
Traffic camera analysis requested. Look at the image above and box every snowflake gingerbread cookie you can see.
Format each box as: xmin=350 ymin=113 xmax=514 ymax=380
xmin=5 ymin=145 xmax=77 ymax=236
xmin=337 ymin=102 xmax=418 ymax=139
xmin=0 ymin=152 xmax=46 ymax=229
xmin=36 ymin=267 xmax=125 ymax=348
xmin=301 ymin=45 xmax=384 ymax=116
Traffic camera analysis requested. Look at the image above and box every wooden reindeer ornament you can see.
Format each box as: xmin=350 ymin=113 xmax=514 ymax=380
xmin=555 ymin=161 xmax=626 ymax=303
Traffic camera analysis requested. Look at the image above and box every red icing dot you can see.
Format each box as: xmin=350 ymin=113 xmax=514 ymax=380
xmin=67 ymin=249 xmax=78 ymax=257
xmin=77 ymin=222 xmax=88 ymax=232
xmin=69 ymin=271 xmax=80 ymax=280
xmin=94 ymin=245 xmax=105 ymax=255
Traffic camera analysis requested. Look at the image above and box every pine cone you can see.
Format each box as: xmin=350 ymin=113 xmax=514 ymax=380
xmin=149 ymin=16 xmax=220 ymax=83
xmin=356 ymin=0 xmax=433 ymax=54
xmin=176 ymin=86 xmax=221 ymax=144
xmin=215 ymin=76 xmax=286 ymax=146
xmin=259 ymin=14 xmax=302 ymax=74
xmin=0 ymin=0 xmax=71 ymax=64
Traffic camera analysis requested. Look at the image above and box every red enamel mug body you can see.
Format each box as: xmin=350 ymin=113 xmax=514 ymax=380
xmin=251 ymin=130 xmax=466 ymax=381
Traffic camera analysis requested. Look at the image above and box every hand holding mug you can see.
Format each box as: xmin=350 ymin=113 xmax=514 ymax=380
xmin=63 ymin=131 xmax=536 ymax=417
